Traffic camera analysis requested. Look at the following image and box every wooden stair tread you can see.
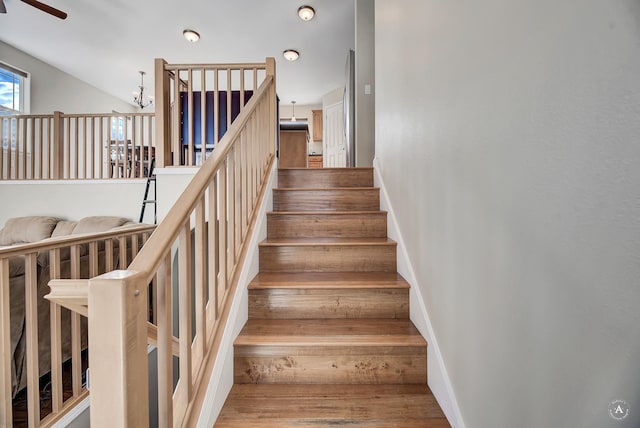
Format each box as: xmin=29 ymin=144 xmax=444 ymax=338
xmin=259 ymin=237 xmax=397 ymax=246
xmin=216 ymin=384 xmax=449 ymax=427
xmin=267 ymin=210 xmax=387 ymax=215
xmin=249 ymin=272 xmax=410 ymax=289
xmin=235 ymin=319 xmax=426 ymax=346
xmin=278 ymin=167 xmax=375 ymax=171
xmin=273 ymin=186 xmax=380 ymax=192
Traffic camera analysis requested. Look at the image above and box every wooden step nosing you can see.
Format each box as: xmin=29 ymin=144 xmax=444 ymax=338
xmin=274 ymin=188 xmax=380 ymax=192
xmin=248 ymin=283 xmax=410 ymax=290
xmin=267 ymin=210 xmax=387 ymax=216
xmin=259 ymin=239 xmax=397 ymax=247
xmin=234 ymin=335 xmax=427 ymax=347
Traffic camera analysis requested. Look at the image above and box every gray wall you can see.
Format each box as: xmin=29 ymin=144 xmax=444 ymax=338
xmin=0 ymin=41 xmax=135 ymax=114
xmin=355 ymin=0 xmax=375 ymax=166
xmin=375 ymin=0 xmax=640 ymax=427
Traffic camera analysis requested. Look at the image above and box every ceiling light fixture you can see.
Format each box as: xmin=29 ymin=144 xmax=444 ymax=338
xmin=133 ymin=71 xmax=153 ymax=109
xmin=291 ymin=101 xmax=297 ymax=121
xmin=297 ymin=5 xmax=315 ymax=21
xmin=283 ymin=49 xmax=300 ymax=61
xmin=183 ymin=29 xmax=200 ymax=43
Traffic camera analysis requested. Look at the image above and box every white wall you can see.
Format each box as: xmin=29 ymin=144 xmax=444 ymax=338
xmin=375 ymin=1 xmax=640 ymax=427
xmin=0 ymin=41 xmax=136 ymax=114
xmin=0 ymin=180 xmax=146 ymax=227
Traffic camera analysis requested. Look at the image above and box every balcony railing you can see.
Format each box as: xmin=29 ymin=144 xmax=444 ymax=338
xmin=0 ymin=113 xmax=155 ymax=180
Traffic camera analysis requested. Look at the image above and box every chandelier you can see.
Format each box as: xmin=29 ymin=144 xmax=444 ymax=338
xmin=133 ymin=71 xmax=153 ymax=109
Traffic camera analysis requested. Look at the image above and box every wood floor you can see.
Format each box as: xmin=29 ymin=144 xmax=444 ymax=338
xmin=215 ymin=167 xmax=449 ymax=427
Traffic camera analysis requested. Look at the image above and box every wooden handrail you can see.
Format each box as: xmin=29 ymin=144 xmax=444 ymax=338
xmin=0 ymin=224 xmax=156 ymax=258
xmin=164 ymin=62 xmax=268 ymax=71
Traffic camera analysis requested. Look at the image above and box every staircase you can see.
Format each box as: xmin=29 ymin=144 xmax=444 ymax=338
xmin=216 ymin=168 xmax=450 ymax=427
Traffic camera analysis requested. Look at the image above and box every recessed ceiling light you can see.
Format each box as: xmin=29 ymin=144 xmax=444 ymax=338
xmin=283 ymin=49 xmax=300 ymax=61
xmin=298 ymin=5 xmax=315 ymax=21
xmin=183 ymin=29 xmax=200 ymax=43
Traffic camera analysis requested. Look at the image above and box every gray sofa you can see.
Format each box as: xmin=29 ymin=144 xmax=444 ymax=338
xmin=0 ymin=215 xmax=137 ymax=396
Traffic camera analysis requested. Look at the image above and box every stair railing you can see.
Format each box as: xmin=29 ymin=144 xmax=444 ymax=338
xmin=86 ymin=57 xmax=276 ymax=427
xmin=0 ymin=224 xmax=156 ymax=427
xmin=0 ymin=112 xmax=155 ymax=180
xmin=154 ymin=58 xmax=270 ymax=168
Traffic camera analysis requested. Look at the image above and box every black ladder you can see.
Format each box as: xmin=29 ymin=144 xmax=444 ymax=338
xmin=139 ymin=158 xmax=157 ymax=224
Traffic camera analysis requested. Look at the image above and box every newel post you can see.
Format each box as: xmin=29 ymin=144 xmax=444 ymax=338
xmin=88 ymin=271 xmax=149 ymax=427
xmin=52 ymin=111 xmax=64 ymax=179
xmin=154 ymin=58 xmax=171 ymax=168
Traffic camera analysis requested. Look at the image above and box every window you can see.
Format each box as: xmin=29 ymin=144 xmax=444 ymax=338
xmin=0 ymin=63 xmax=27 ymax=115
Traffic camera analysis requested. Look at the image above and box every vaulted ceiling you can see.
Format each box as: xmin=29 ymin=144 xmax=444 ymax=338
xmin=0 ymin=0 xmax=355 ymax=106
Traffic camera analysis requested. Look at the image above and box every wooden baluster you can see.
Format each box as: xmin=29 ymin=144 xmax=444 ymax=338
xmin=70 ymin=245 xmax=82 ymax=397
xmin=21 ymin=118 xmax=27 ymax=180
xmin=24 ymin=252 xmax=40 ymax=425
xmin=172 ymin=69 xmax=181 ymax=166
xmin=105 ymin=239 xmax=114 ymax=272
xmin=29 ymin=117 xmax=35 ymax=179
xmin=226 ymin=68 xmax=232 ymax=133
xmin=37 ymin=118 xmax=43 ymax=179
xmin=98 ymin=116 xmax=104 ymax=179
xmin=214 ymin=69 xmax=220 ymax=146
xmin=218 ymin=162 xmax=227 ymax=302
xmin=0 ymin=258 xmax=12 ymax=426
xmin=177 ymin=221 xmax=193 ymax=419
xmin=155 ymin=58 xmax=171 ymax=168
xmin=194 ymin=200 xmax=207 ymax=365
xmin=52 ymin=111 xmax=63 ymax=179
xmin=49 ymin=248 xmax=63 ymax=414
xmin=156 ymin=254 xmax=173 ymax=428
xmin=227 ymin=149 xmax=236 ymax=272
xmin=201 ymin=69 xmax=207 ymax=163
xmin=207 ymin=177 xmax=218 ymax=322
xmin=187 ymin=69 xmax=194 ymax=166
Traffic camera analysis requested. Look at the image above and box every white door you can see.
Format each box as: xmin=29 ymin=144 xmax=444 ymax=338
xmin=323 ymin=101 xmax=346 ymax=167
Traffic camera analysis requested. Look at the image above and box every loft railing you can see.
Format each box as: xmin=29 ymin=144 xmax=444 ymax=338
xmin=154 ymin=58 xmax=270 ymax=168
xmin=84 ymin=58 xmax=275 ymax=426
xmin=0 ymin=59 xmax=269 ymax=181
xmin=0 ymin=224 xmax=156 ymax=427
xmin=0 ymin=112 xmax=155 ymax=180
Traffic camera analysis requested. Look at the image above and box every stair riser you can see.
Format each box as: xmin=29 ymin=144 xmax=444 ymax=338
xmin=273 ymin=189 xmax=380 ymax=212
xmin=278 ymin=168 xmax=374 ymax=188
xmin=259 ymin=245 xmax=397 ymax=272
xmin=235 ymin=345 xmax=427 ymax=385
xmin=249 ymin=288 xmax=409 ymax=319
xmin=267 ymin=213 xmax=387 ymax=239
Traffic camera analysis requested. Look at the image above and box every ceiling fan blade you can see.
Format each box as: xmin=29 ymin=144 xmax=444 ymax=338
xmin=0 ymin=0 xmax=6 ymax=14
xmin=20 ymin=0 xmax=67 ymax=19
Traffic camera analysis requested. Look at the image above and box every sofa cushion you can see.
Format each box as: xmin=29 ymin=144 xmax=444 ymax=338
xmin=51 ymin=221 xmax=78 ymax=238
xmin=71 ymin=216 xmax=130 ymax=235
xmin=0 ymin=216 xmax=61 ymax=246
xmin=8 ymin=256 xmax=26 ymax=277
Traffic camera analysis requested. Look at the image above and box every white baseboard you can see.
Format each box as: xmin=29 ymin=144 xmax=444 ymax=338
xmin=196 ymin=161 xmax=277 ymax=427
xmin=373 ymin=159 xmax=465 ymax=428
